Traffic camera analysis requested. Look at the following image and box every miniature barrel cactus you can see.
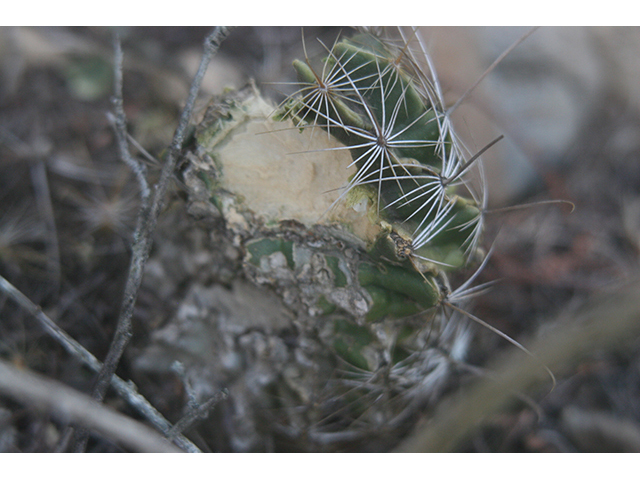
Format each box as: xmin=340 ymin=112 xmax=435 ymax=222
xmin=135 ymin=29 xmax=494 ymax=451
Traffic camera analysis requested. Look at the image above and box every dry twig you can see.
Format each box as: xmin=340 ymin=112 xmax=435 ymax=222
xmin=70 ymin=26 xmax=231 ymax=452
xmin=89 ymin=26 xmax=232 ymax=406
xmin=0 ymin=359 xmax=181 ymax=453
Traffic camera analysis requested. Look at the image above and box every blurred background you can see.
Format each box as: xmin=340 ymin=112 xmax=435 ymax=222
xmin=1 ymin=26 xmax=640 ymax=452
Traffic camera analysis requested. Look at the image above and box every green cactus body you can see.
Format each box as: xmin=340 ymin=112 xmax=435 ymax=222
xmin=139 ymin=29 xmax=487 ymax=451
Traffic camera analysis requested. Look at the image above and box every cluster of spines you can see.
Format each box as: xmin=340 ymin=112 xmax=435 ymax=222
xmin=279 ymin=29 xmax=487 ymax=272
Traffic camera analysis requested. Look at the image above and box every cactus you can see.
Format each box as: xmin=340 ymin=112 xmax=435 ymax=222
xmin=135 ymin=28 xmax=509 ymax=451
xmin=278 ymin=31 xmax=491 ymax=315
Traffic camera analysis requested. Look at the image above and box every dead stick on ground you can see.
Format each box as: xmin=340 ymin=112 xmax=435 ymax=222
xmin=0 ymin=273 xmax=200 ymax=452
xmin=71 ymin=26 xmax=231 ymax=452
xmin=0 ymin=359 xmax=181 ymax=453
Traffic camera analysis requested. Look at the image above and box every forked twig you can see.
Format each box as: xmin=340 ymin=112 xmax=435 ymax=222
xmin=69 ymin=26 xmax=230 ymax=452
xmin=87 ymin=25 xmax=231 ymax=409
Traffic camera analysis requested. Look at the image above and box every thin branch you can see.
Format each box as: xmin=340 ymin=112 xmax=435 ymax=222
xmin=110 ymin=32 xmax=150 ymax=201
xmin=0 ymin=359 xmax=181 ymax=453
xmin=0 ymin=273 xmax=200 ymax=452
xmin=74 ymin=26 xmax=231 ymax=452
xmin=88 ymin=25 xmax=232 ymax=410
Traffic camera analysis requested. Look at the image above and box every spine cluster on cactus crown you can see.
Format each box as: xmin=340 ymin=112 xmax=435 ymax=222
xmin=280 ymin=29 xmax=487 ymax=271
